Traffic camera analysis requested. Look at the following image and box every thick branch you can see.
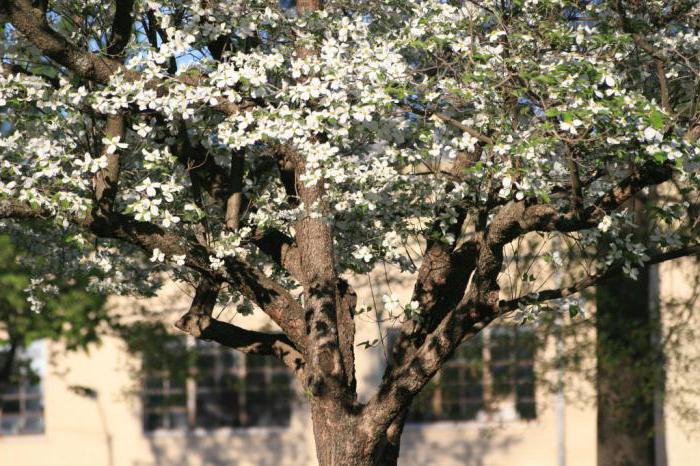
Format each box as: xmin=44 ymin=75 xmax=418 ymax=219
xmin=500 ymin=243 xmax=700 ymax=312
xmin=390 ymin=146 xmax=484 ymax=365
xmin=175 ymin=277 xmax=303 ymax=373
xmin=2 ymin=0 xmax=249 ymax=114
xmin=0 ymin=198 xmax=308 ymax=350
xmin=170 ymin=133 xmax=304 ymax=279
xmin=106 ymin=0 xmax=135 ymax=57
xmin=224 ymin=151 xmax=245 ymax=231
xmin=489 ymin=161 xmax=674 ymax=243
xmin=92 ymin=114 xmax=126 ymax=220
xmin=223 ymin=257 xmax=306 ymax=351
xmin=176 ymin=311 xmax=304 ymax=374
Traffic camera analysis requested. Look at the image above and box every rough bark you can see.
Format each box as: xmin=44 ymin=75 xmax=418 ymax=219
xmin=2 ymin=2 xmax=697 ymax=465
xmin=308 ymin=400 xmax=404 ymax=466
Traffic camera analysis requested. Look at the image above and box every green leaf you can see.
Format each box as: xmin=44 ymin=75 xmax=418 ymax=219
xmin=649 ymin=110 xmax=665 ymax=129
xmin=568 ymin=305 xmax=580 ymax=319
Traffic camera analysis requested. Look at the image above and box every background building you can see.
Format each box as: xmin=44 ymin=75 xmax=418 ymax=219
xmin=1 ymin=259 xmax=698 ymax=466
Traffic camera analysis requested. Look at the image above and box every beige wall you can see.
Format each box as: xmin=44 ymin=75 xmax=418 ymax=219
xmin=1 ymin=260 xmax=698 ymax=466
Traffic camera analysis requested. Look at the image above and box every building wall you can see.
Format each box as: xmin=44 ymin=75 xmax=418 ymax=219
xmin=1 ymin=260 xmax=698 ymax=466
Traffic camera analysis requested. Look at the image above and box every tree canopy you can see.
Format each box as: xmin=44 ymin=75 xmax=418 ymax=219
xmin=1 ymin=1 xmax=699 ymax=464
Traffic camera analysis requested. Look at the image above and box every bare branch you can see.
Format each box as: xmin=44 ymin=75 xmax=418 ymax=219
xmin=177 ymin=313 xmax=304 ymax=374
xmin=224 ymin=151 xmax=245 ymax=231
xmin=175 ymin=281 xmax=304 ymax=375
xmin=106 ymin=0 xmax=135 ymax=57
xmin=92 ymin=114 xmax=126 ymax=220
xmin=432 ymin=112 xmax=495 ymax=146
xmin=500 ymin=243 xmax=700 ymax=312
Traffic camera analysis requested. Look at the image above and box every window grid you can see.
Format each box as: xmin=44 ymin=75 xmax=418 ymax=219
xmin=0 ymin=348 xmax=44 ymax=436
xmin=405 ymin=325 xmax=536 ymax=423
xmin=143 ymin=337 xmax=292 ymax=432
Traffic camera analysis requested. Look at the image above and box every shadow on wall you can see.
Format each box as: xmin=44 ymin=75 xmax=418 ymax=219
xmin=398 ymin=424 xmax=522 ymax=466
xmin=136 ymin=428 xmax=311 ymax=466
xmin=132 ymin=387 xmax=313 ymax=466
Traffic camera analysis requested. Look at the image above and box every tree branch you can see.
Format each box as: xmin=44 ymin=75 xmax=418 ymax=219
xmin=500 ymin=243 xmax=700 ymax=312
xmin=176 ymin=313 xmax=304 ymax=373
xmin=92 ymin=114 xmax=126 ymax=220
xmin=175 ymin=281 xmax=304 ymax=375
xmin=223 ymin=256 xmax=307 ymax=351
xmin=106 ymin=0 xmax=135 ymax=57
xmin=0 ymin=198 xmax=308 ymax=350
xmin=2 ymin=0 xmax=250 ymax=115
xmin=224 ymin=151 xmax=245 ymax=231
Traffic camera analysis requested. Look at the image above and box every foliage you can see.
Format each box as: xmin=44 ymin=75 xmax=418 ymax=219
xmin=1 ymin=0 xmax=699 ymax=462
xmin=0 ymin=234 xmax=108 ymax=350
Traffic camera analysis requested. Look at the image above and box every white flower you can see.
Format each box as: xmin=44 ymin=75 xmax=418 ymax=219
xmin=76 ymin=153 xmax=109 ymax=173
xmin=136 ymin=177 xmax=161 ymax=198
xmin=382 ymin=294 xmax=401 ymax=312
xmin=150 ymin=248 xmax=165 ymax=262
xmin=598 ymin=215 xmax=613 ymax=233
xmin=133 ymin=198 xmax=161 ymax=221
xmin=502 ymin=176 xmax=513 ymax=190
xmin=623 ymin=263 xmax=639 ymax=280
xmin=600 ymin=74 xmax=615 ymax=87
xmin=102 ymin=136 xmax=127 ymax=155
xmin=551 ymin=251 xmax=563 ymax=267
xmin=133 ymin=123 xmax=151 ymax=137
xmin=560 ymin=119 xmax=583 ymax=135
xmin=353 ymin=245 xmax=373 ymax=263
xmin=162 ymin=210 xmax=180 ymax=228
xmin=405 ymin=300 xmax=420 ymax=314
xmin=643 ymin=126 xmax=663 ymax=142
xmin=353 ymin=106 xmax=374 ymax=122
xmin=160 ymin=182 xmax=179 ymax=202
xmin=172 ymin=254 xmax=186 ymax=266
xmin=210 ymin=255 xmax=225 ymax=270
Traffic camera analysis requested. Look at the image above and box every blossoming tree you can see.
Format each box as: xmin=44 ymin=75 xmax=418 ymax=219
xmin=1 ymin=0 xmax=699 ymax=464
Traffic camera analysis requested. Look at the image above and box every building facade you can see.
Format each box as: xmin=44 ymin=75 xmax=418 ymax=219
xmin=1 ymin=260 xmax=698 ymax=466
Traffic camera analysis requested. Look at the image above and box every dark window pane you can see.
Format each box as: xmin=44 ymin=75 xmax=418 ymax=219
xmin=1 ymin=416 xmax=20 ymax=435
xmin=2 ymin=398 xmax=20 ymax=414
xmin=25 ymin=397 xmax=43 ymax=412
xmin=144 ymin=412 xmax=164 ymax=431
xmin=0 ymin=345 xmax=45 ymax=436
xmin=145 ymin=376 xmax=163 ymax=390
xmin=405 ymin=325 xmax=537 ymax=423
xmin=517 ymin=401 xmax=537 ymax=420
xmin=22 ymin=415 xmax=44 ymax=434
xmin=25 ymin=382 xmax=41 ymax=396
xmin=169 ymin=411 xmax=188 ymax=429
xmin=146 ymin=394 xmax=165 ymax=408
xmin=1 ymin=384 xmax=19 ymax=396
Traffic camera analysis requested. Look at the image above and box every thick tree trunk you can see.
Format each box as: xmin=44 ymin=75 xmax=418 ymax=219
xmin=309 ymin=401 xmax=405 ymax=466
xmin=596 ymin=267 xmax=663 ymax=466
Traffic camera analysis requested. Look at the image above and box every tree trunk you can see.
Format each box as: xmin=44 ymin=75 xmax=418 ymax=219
xmin=309 ymin=401 xmax=405 ymax=466
xmin=596 ymin=267 xmax=663 ymax=466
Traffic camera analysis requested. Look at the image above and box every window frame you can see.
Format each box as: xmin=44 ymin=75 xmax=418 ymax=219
xmin=0 ymin=341 xmax=45 ymax=437
xmin=388 ymin=325 xmax=537 ymax=426
xmin=142 ymin=335 xmax=294 ymax=434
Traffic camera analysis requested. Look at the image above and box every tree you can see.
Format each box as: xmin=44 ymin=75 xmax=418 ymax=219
xmin=0 ymin=233 xmax=108 ymax=389
xmin=0 ymin=0 xmax=699 ymax=464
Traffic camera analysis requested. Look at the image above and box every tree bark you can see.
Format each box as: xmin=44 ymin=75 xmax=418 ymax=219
xmin=308 ymin=400 xmax=406 ymax=466
xmin=596 ymin=268 xmax=662 ymax=466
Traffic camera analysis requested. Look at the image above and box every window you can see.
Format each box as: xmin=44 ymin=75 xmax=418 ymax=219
xmin=0 ymin=342 xmax=45 ymax=435
xmin=143 ymin=337 xmax=293 ymax=431
xmin=396 ymin=325 xmax=536 ymax=423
